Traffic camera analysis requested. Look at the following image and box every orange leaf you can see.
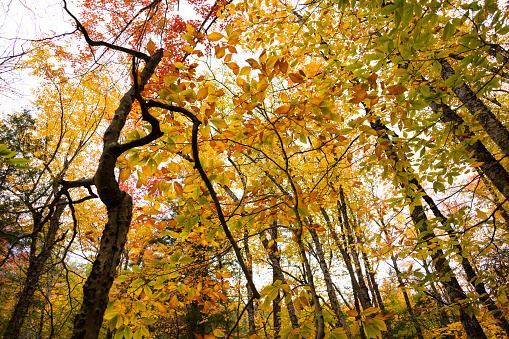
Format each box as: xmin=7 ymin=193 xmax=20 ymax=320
xmin=274 ymin=105 xmax=291 ymax=114
xmin=346 ymin=310 xmax=358 ymax=317
xmin=174 ymin=181 xmax=184 ymax=195
xmin=246 ymin=58 xmax=261 ymax=69
xmin=280 ymin=60 xmax=289 ymax=73
xmin=289 ymin=72 xmax=305 ymax=83
xmin=367 ymin=73 xmax=378 ymax=83
xmin=215 ymin=45 xmax=226 ymax=58
xmin=146 ymin=40 xmax=157 ymax=56
xmin=197 ymin=87 xmax=208 ymax=100
xmin=226 ymin=62 xmax=240 ymax=75
xmin=169 ymin=294 xmax=179 ymax=309
xmin=386 ymin=84 xmax=407 ymax=95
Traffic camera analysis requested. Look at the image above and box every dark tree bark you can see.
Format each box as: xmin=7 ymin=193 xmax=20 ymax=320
xmin=243 ymin=228 xmax=256 ymax=336
xmin=429 ymin=102 xmax=509 ymax=201
xmin=3 ymin=199 xmax=66 ymax=339
xmin=440 ymin=58 xmax=509 ymax=157
xmin=320 ymin=206 xmax=369 ymax=310
xmin=360 ymin=250 xmax=394 ymax=339
xmin=422 ymin=259 xmax=453 ymax=333
xmin=307 ymin=224 xmax=353 ymax=339
xmin=417 ymin=173 xmax=509 ymax=337
xmin=370 ymin=119 xmax=488 ymax=339
xmin=71 ymin=50 xmax=164 ymax=339
xmin=410 ymin=205 xmax=487 ymax=339
xmin=338 ymin=187 xmax=372 ymax=309
xmin=271 ymin=227 xmax=282 ymax=339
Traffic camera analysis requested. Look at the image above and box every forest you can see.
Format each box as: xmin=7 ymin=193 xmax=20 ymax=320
xmin=0 ymin=0 xmax=508 ymax=338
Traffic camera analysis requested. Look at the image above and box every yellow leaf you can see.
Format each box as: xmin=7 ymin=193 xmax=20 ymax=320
xmin=228 ymin=30 xmax=242 ymax=40
xmin=210 ymin=117 xmax=228 ymax=129
xmin=119 ymin=167 xmax=131 ymax=182
xmin=213 ymin=328 xmax=225 ymax=337
xmin=476 ymin=209 xmax=488 ymax=220
xmin=207 ymin=32 xmax=224 ymax=41
xmin=310 ymin=97 xmax=324 ymax=106
xmin=174 ymin=62 xmax=187 ymax=69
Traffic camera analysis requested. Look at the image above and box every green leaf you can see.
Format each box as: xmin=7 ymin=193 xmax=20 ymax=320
xmin=5 ymin=157 xmax=29 ymax=165
xmin=179 ymin=256 xmax=193 ymax=265
xmin=147 ymin=158 xmax=157 ymax=176
xmin=498 ymin=26 xmax=509 ymax=36
xmin=442 ymin=22 xmax=454 ymax=40
xmin=114 ymin=328 xmax=124 ymax=339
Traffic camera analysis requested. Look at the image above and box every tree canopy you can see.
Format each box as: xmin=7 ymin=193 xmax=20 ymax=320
xmin=1 ymin=0 xmax=509 ymax=338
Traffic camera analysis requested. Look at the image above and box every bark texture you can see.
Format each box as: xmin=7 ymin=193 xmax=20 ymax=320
xmin=430 ymin=102 xmax=509 ymax=200
xmin=370 ymin=119 xmax=487 ymax=339
xmin=440 ymin=58 xmax=509 ymax=157
xmin=71 ymin=50 xmax=163 ymax=339
xmin=3 ymin=200 xmax=65 ymax=339
xmin=338 ymin=187 xmax=372 ymax=309
xmin=320 ymin=207 xmax=368 ymax=310
xmin=308 ymin=225 xmax=352 ymax=339
xmin=410 ymin=206 xmax=487 ymax=339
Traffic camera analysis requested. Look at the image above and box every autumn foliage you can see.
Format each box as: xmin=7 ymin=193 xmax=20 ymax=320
xmin=1 ymin=0 xmax=509 ymax=339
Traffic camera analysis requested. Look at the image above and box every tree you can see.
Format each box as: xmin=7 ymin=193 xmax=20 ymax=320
xmin=1 ymin=0 xmax=509 ymax=338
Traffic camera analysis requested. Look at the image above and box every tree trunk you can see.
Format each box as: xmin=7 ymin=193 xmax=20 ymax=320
xmin=308 ymin=224 xmax=353 ymax=339
xmin=370 ymin=118 xmax=487 ymax=339
xmin=440 ymin=58 xmax=509 ymax=157
xmin=422 ymin=259 xmax=453 ymax=333
xmin=429 ymin=102 xmax=509 ymax=200
xmin=338 ymin=187 xmax=372 ymax=309
xmin=72 ymin=195 xmax=133 ymax=339
xmin=320 ymin=207 xmax=369 ymax=310
xmin=419 ymin=180 xmax=509 ymax=337
xmin=260 ymin=229 xmax=300 ymax=329
xmin=3 ymin=200 xmax=65 ymax=339
xmin=243 ymin=228 xmax=256 ymax=336
xmin=360 ymin=250 xmax=394 ymax=339
xmin=410 ymin=205 xmax=487 ymax=339
xmin=271 ymin=227 xmax=281 ymax=339
xmin=71 ymin=50 xmax=164 ymax=339
xmin=295 ymin=216 xmax=325 ymax=339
